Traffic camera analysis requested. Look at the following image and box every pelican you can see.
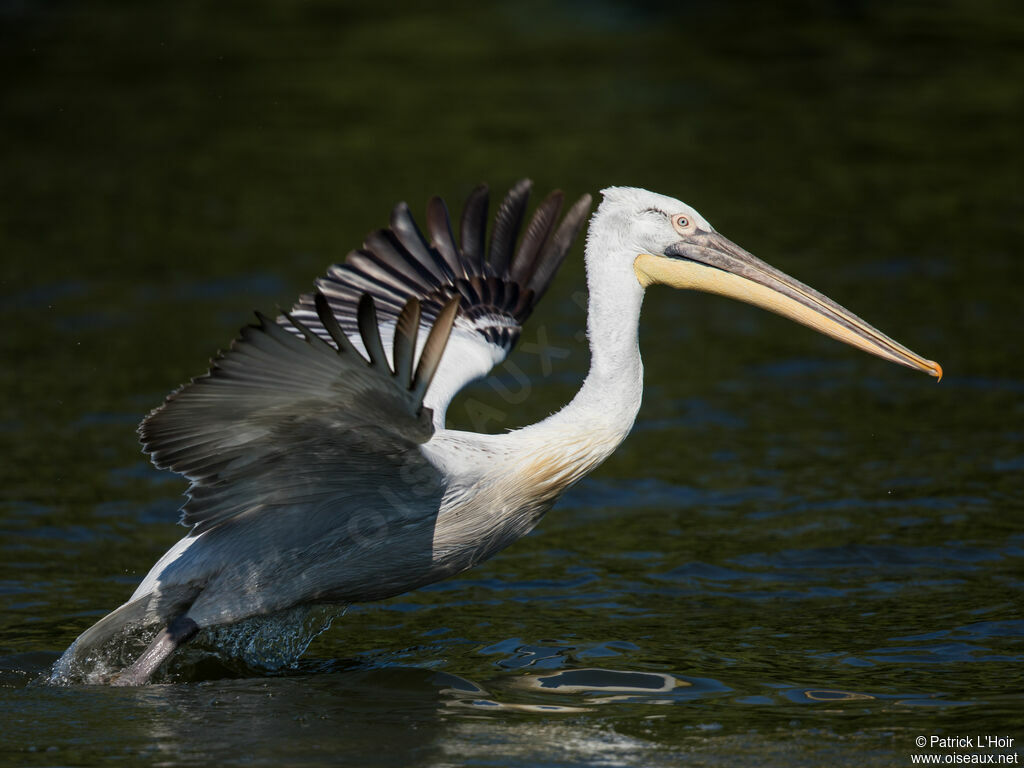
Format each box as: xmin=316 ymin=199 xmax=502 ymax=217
xmin=53 ymin=180 xmax=941 ymax=685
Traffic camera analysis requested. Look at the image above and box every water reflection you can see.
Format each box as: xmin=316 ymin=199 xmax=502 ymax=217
xmin=49 ymin=666 xmax=675 ymax=766
xmin=800 ymin=689 xmax=874 ymax=702
xmin=5 ymin=645 xmax=1013 ymax=766
xmin=516 ymin=667 xmax=681 ymax=695
xmin=442 ymin=666 xmax=685 ymax=713
xmin=125 ymin=670 xmax=455 ymax=766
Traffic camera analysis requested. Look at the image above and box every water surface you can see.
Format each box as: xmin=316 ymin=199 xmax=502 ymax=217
xmin=2 ymin=1 xmax=1022 ymax=765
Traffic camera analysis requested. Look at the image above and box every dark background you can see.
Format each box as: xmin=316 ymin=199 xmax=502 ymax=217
xmin=2 ymin=1 xmax=1022 ymax=766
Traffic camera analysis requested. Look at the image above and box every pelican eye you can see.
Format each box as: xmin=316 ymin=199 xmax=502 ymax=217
xmin=672 ymin=214 xmax=692 ymax=234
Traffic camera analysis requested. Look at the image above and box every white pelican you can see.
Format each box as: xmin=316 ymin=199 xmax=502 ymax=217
xmin=54 ymin=180 xmax=941 ymax=685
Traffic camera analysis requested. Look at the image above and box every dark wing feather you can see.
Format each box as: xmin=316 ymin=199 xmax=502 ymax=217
xmin=510 ymin=190 xmax=563 ymax=287
xmin=140 ymin=294 xmax=457 ymax=534
xmin=487 ymin=179 xmax=532 ymax=278
xmin=426 ymin=197 xmax=464 ymax=280
xmin=392 ymin=298 xmax=421 ymax=388
xmin=283 ymin=180 xmax=592 ymax=390
xmin=459 ymin=184 xmax=489 ymax=273
xmin=527 ymin=193 xmax=593 ymax=301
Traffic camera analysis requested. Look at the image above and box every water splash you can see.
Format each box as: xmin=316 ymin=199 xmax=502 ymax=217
xmin=192 ymin=605 xmax=345 ymax=671
xmin=46 ymin=605 xmax=345 ymax=685
xmin=47 ymin=621 xmax=163 ymax=686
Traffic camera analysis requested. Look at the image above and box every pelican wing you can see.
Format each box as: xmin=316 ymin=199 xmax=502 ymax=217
xmin=283 ymin=180 xmax=592 ymax=426
xmin=140 ymin=294 xmax=459 ymax=534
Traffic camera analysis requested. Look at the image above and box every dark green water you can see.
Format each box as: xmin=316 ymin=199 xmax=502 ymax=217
xmin=2 ymin=1 xmax=1022 ymax=765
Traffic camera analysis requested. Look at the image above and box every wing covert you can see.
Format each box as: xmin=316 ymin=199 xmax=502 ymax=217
xmin=140 ymin=294 xmax=458 ymax=534
xmin=283 ymin=180 xmax=592 ymax=426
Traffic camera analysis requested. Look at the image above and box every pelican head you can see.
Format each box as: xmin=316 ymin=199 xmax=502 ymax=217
xmin=597 ymin=187 xmax=941 ymax=378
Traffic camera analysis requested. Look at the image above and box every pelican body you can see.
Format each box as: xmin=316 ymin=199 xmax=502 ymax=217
xmin=54 ymin=181 xmax=940 ymax=685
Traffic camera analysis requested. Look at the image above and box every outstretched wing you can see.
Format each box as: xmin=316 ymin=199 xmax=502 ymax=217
xmin=139 ymin=293 xmax=459 ymax=534
xmin=284 ymin=180 xmax=592 ymax=426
